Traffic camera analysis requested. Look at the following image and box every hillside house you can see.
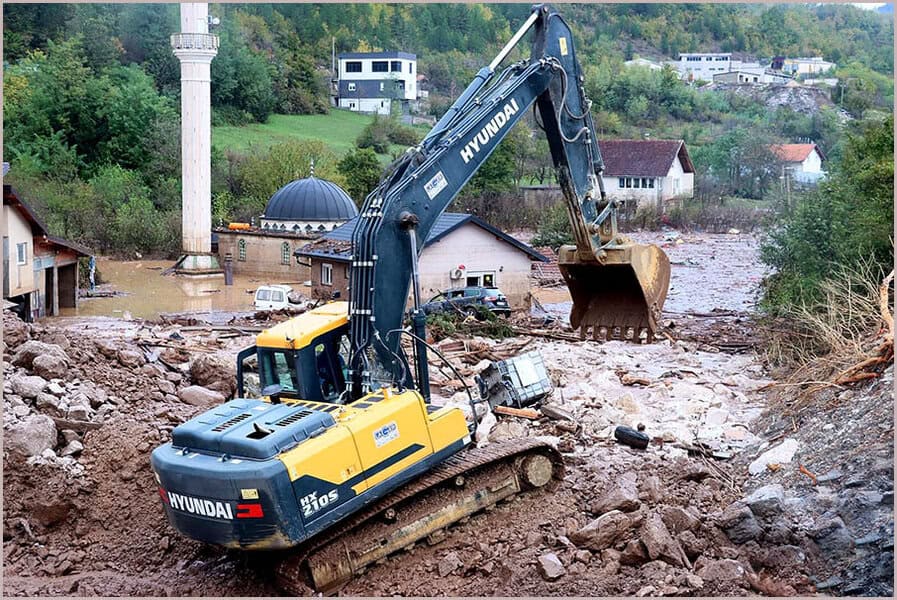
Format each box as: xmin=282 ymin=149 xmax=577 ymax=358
xmin=674 ymin=53 xmax=733 ymax=81
xmin=713 ymin=69 xmax=792 ymax=85
xmin=781 ymin=57 xmax=836 ymax=77
xmin=597 ymin=140 xmax=695 ymax=208
xmin=296 ymin=213 xmax=546 ymax=309
xmin=769 ymin=143 xmax=827 ymax=184
xmin=337 ymin=51 xmax=417 ymax=115
xmin=3 ymin=176 xmax=91 ymax=321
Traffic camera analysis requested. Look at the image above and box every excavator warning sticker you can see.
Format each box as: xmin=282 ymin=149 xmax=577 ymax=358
xmin=424 ymin=171 xmax=448 ymax=199
xmin=374 ymin=422 xmax=400 ymax=447
xmin=559 ymin=37 xmax=568 ymax=56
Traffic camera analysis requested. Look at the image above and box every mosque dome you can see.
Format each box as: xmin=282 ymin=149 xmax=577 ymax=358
xmin=262 ymin=176 xmax=357 ymax=222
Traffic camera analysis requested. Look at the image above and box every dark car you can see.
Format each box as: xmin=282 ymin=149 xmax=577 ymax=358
xmin=419 ymin=286 xmax=511 ymax=318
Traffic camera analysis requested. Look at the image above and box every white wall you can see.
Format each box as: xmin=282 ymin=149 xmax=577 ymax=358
xmin=800 ymin=150 xmax=823 ymax=174
xmin=602 ymin=176 xmax=661 ymax=206
xmin=338 ymin=57 xmax=416 ymax=99
xmin=661 ymin=156 xmax=694 ymax=200
xmin=339 ymin=97 xmax=392 ymax=115
xmin=3 ymin=205 xmax=36 ymax=296
xmin=417 ymin=222 xmax=536 ymax=309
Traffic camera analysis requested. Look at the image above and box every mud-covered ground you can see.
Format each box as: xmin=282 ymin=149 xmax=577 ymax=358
xmin=2 ymin=232 xmax=892 ymax=596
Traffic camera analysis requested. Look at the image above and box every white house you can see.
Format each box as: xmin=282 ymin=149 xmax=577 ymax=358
xmin=337 ymin=51 xmax=417 ymax=115
xmin=713 ymin=69 xmax=792 ymax=85
xmin=297 ymin=213 xmax=547 ymax=309
xmin=674 ymin=53 xmax=733 ymax=82
xmin=769 ymin=143 xmax=827 ymax=184
xmin=782 ymin=57 xmax=836 ymax=77
xmin=624 ymin=57 xmax=664 ymax=72
xmin=597 ymin=140 xmax=695 ymax=207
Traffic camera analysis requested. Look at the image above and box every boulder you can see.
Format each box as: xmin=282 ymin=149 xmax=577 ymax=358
xmin=696 ymin=558 xmax=747 ymax=585
xmin=35 ymin=392 xmax=66 ymax=417
xmin=12 ymin=340 xmax=68 ymax=370
xmin=33 ymin=354 xmax=68 ymax=380
xmin=95 ymin=339 xmax=119 ymax=359
xmin=718 ymin=502 xmax=763 ymax=544
xmin=641 ymin=513 xmax=686 ymax=567
xmin=661 ymin=506 xmax=701 ymax=534
xmin=538 ymin=552 xmax=566 ymax=581
xmin=744 ymin=484 xmax=785 ymax=518
xmin=190 ymin=352 xmax=237 ymax=398
xmin=570 ymin=510 xmax=633 ymax=551
xmin=60 ymin=440 xmax=84 ymax=457
xmin=3 ymin=312 xmax=31 ymax=347
xmin=117 ymin=349 xmax=145 ymax=368
xmin=178 ymin=385 xmax=225 ymax=407
xmin=591 ymin=475 xmax=641 ymax=514
xmin=748 ymin=438 xmax=800 ymax=475
xmin=11 ymin=374 xmax=48 ymax=399
xmin=619 ymin=539 xmax=649 ymax=566
xmin=158 ymin=380 xmax=177 ymax=396
xmin=5 ymin=414 xmax=57 ymax=460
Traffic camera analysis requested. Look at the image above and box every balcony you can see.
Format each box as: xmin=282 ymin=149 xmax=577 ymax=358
xmin=170 ymin=33 xmax=219 ymax=52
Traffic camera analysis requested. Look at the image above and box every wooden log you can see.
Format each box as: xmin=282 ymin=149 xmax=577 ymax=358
xmin=493 ymin=406 xmax=540 ymax=420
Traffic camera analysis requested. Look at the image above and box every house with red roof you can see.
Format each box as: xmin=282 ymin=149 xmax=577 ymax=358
xmin=596 ymin=139 xmax=695 ymax=208
xmin=769 ymin=143 xmax=827 ymax=184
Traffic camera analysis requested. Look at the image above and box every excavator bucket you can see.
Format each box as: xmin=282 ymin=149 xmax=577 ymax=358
xmin=558 ymin=240 xmax=670 ymax=342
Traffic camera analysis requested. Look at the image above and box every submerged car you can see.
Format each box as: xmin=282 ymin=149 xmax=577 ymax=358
xmin=420 ymin=286 xmax=511 ymax=317
xmin=253 ymin=284 xmax=295 ymax=310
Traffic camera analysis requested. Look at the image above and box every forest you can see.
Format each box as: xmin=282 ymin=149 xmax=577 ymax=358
xmin=2 ymin=3 xmax=893 ymax=307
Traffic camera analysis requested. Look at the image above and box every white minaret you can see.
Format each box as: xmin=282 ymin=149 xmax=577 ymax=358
xmin=171 ymin=3 xmax=221 ymax=275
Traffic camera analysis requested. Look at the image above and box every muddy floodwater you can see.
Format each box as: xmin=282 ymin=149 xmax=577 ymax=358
xmin=57 ymin=258 xmax=306 ymax=321
xmin=534 ymin=232 xmax=765 ymax=322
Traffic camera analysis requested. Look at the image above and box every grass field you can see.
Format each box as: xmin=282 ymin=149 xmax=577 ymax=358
xmin=212 ymin=111 xmax=376 ymax=155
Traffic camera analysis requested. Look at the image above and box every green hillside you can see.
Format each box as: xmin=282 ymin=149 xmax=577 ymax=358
xmin=212 ymin=111 xmax=375 ymax=155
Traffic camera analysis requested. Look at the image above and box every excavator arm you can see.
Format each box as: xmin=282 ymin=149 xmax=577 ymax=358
xmin=347 ymin=4 xmax=669 ymax=399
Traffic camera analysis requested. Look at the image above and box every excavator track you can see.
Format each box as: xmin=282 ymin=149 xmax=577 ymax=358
xmin=275 ymin=437 xmax=564 ymax=594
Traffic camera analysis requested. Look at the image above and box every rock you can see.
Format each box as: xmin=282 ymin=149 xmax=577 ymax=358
xmin=661 ymin=506 xmax=700 ymax=534
xmin=640 ymin=513 xmax=685 ymax=567
xmin=95 ymin=339 xmax=118 ymax=359
xmin=437 ymin=551 xmax=463 ymax=577
xmin=817 ymin=469 xmax=843 ymax=483
xmin=60 ymin=440 xmax=84 ymax=457
xmin=678 ymin=530 xmax=706 ymax=560
xmin=158 ymin=380 xmax=177 ymax=396
xmin=3 ymin=312 xmax=31 ymax=346
xmin=761 ymin=545 xmax=805 ymax=569
xmin=47 ymin=381 xmax=65 ymax=396
xmin=117 ymin=349 xmax=145 ymax=368
xmin=718 ymin=503 xmax=762 ymax=544
xmin=810 ymin=516 xmax=854 ymax=556
xmin=35 ymin=392 xmax=65 ymax=417
xmin=574 ymin=550 xmax=591 ymax=564
xmin=12 ymin=340 xmax=67 ymax=370
xmin=569 ymin=510 xmax=632 ymax=551
xmin=684 ymin=574 xmax=704 ymax=590
xmin=32 ymin=354 xmax=68 ymax=380
xmin=525 ymin=531 xmax=543 ymax=547
xmin=141 ymin=363 xmax=166 ymax=378
xmin=5 ymin=414 xmax=57 ymax=460
xmin=639 ymin=475 xmax=664 ymax=503
xmin=748 ymin=438 xmax=800 ymax=475
xmin=697 ymin=558 xmax=747 ymax=584
xmin=61 ymin=430 xmax=80 ymax=444
xmin=32 ymin=501 xmax=72 ymax=527
xmin=537 ymin=552 xmax=566 ymax=580
xmin=745 ymin=484 xmax=785 ymax=518
xmin=190 ymin=353 xmax=237 ymax=398
xmin=80 ymin=383 xmax=108 ymax=408
xmin=591 ymin=475 xmax=640 ymax=514
xmin=540 ymin=404 xmax=575 ymax=422
xmin=178 ymin=385 xmax=225 ymax=407
xmin=635 ymin=585 xmax=656 ymax=597
xmin=619 ymin=539 xmax=649 ymax=566
xmin=11 ymin=374 xmax=48 ymax=399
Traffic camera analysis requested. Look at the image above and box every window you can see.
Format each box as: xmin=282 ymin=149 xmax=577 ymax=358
xmin=281 ymin=242 xmax=290 ymax=265
xmin=408 ymin=62 xmax=412 ymax=73
xmin=258 ymin=348 xmax=299 ymax=394
xmin=372 ymin=61 xmax=388 ymax=72
xmin=641 ymin=178 xmax=649 ymax=188
xmin=271 ymin=291 xmax=283 ymax=303
xmin=238 ymin=239 xmax=246 ymax=261
xmin=395 ymin=80 xmax=405 ymax=92
xmin=625 ymin=178 xmax=633 ymax=188
xmin=618 ymin=177 xmax=625 ymax=188
xmin=347 ymin=82 xmax=356 ymax=92
xmin=345 ymin=61 xmax=362 ymax=73
xmin=379 ymin=82 xmax=384 ymax=92
xmin=634 ymin=178 xmax=641 ymax=188
xmin=648 ymin=178 xmax=655 ymax=189
xmin=256 ymin=289 xmax=271 ymax=301
xmin=16 ymin=242 xmax=27 ymax=265
xmin=390 ymin=60 xmax=402 ymax=72
xmin=322 ymin=263 xmax=333 ymax=286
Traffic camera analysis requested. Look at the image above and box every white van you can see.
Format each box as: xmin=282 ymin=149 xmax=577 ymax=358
xmin=253 ymin=285 xmax=294 ymax=310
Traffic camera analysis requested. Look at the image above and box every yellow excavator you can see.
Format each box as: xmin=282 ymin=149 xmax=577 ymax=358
xmin=151 ymin=5 xmax=669 ymax=593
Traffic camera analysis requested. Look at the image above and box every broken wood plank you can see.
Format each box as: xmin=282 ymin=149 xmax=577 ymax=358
xmin=51 ymin=418 xmax=103 ymax=432
xmin=493 ymin=406 xmax=540 ymax=420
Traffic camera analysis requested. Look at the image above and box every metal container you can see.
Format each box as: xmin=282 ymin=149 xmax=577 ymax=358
xmin=476 ymin=351 xmax=553 ymax=409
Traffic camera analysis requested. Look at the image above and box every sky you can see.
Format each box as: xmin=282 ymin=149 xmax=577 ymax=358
xmin=850 ymin=2 xmax=887 ymax=9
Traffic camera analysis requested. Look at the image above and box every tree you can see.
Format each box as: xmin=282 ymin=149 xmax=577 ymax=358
xmin=338 ymin=148 xmax=383 ymax=206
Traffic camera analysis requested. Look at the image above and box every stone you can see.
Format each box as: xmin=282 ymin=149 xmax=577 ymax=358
xmin=661 ymin=506 xmax=700 ymax=534
xmin=537 ymin=552 xmax=566 ymax=580
xmin=67 ymin=404 xmax=93 ymax=422
xmin=95 ymin=339 xmax=118 ymax=359
xmin=11 ymin=374 xmax=48 ymax=399
xmin=696 ymin=558 xmax=747 ymax=584
xmin=3 ymin=312 xmax=31 ymax=346
xmin=190 ymin=353 xmax=237 ymax=398
xmin=12 ymin=340 xmax=68 ymax=370
xmin=81 ymin=384 xmax=108 ymax=408
xmin=810 ymin=516 xmax=854 ymax=556
xmin=117 ymin=349 xmax=145 ymax=368
xmin=639 ymin=475 xmax=664 ymax=503
xmin=437 ymin=551 xmax=463 ymax=577
xmin=32 ymin=354 xmax=68 ymax=380
xmin=178 ymin=385 xmax=225 ymax=407
xmin=761 ymin=545 xmax=805 ymax=569
xmin=35 ymin=392 xmax=65 ymax=417
xmin=61 ymin=430 xmax=80 ymax=444
xmin=5 ymin=414 xmax=57 ymax=460
xmin=748 ymin=438 xmax=800 ymax=475
xmin=525 ymin=531 xmax=543 ymax=547
xmin=640 ymin=513 xmax=685 ymax=567
xmin=745 ymin=484 xmax=785 ymax=518
xmin=591 ymin=476 xmax=641 ymax=514
xmin=165 ymin=371 xmax=183 ymax=383
xmin=635 ymin=585 xmax=656 ymax=597
xmin=684 ymin=574 xmax=704 ymax=590
xmin=47 ymin=381 xmax=66 ymax=396
xmin=705 ymin=408 xmax=729 ymax=426
xmin=60 ymin=440 xmax=84 ymax=457
xmin=817 ymin=469 xmax=843 ymax=483
xmin=158 ymin=380 xmax=177 ymax=396
xmin=574 ymin=550 xmax=591 ymax=564
xmin=619 ymin=539 xmax=649 ymax=566
xmin=718 ymin=503 xmax=762 ymax=544
xmin=569 ymin=510 xmax=632 ymax=551
xmin=141 ymin=363 xmax=166 ymax=378
xmin=33 ymin=501 xmax=72 ymax=527
xmin=12 ymin=405 xmax=30 ymax=418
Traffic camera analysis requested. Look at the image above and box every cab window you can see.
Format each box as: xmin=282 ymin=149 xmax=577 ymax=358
xmin=271 ymin=291 xmax=283 ymax=302
xmin=256 ymin=289 xmax=271 ymax=301
xmin=314 ymin=336 xmax=348 ymax=402
xmin=258 ymin=348 xmax=299 ymax=394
